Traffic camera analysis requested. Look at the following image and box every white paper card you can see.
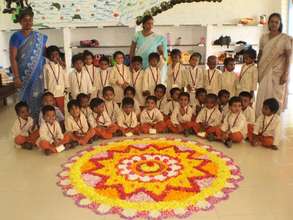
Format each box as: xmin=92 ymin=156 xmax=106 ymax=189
xmin=149 ymin=128 xmax=157 ymax=135
xmin=56 ymin=144 xmax=65 ymax=153
xmin=197 ymin=132 xmax=206 ymax=138
xmin=125 ymin=132 xmax=133 ymax=137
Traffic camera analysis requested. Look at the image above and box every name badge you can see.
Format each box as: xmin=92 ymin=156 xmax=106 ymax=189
xmin=125 ymin=132 xmax=133 ymax=137
xmin=56 ymin=144 xmax=65 ymax=153
xmin=149 ymin=128 xmax=157 ymax=135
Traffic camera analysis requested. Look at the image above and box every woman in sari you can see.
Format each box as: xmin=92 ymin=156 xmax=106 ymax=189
xmin=129 ymin=15 xmax=167 ymax=68
xmin=256 ymin=13 xmax=293 ymax=117
xmin=9 ymin=9 xmax=48 ymax=120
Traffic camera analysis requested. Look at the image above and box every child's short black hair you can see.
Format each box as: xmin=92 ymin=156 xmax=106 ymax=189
xmin=90 ymin=97 xmax=104 ymax=110
xmin=190 ymin=52 xmax=202 ymax=63
xmin=154 ymin=84 xmax=167 ymax=94
xmin=42 ymin=105 xmax=55 ymax=115
xmin=170 ymin=49 xmax=181 ymax=57
xmin=42 ymin=91 xmax=54 ymax=99
xmin=67 ymin=99 xmax=80 ymax=112
xmin=131 ymin=56 xmax=143 ymax=64
xmin=224 ymin=57 xmax=235 ymax=67
xmin=146 ymin=95 xmax=157 ymax=103
xmin=263 ymin=98 xmax=279 ymax=114
xmin=83 ymin=50 xmax=94 ymax=59
xmin=196 ymin=88 xmax=207 ymax=97
xmin=244 ymin=48 xmax=257 ymax=60
xmin=77 ymin=93 xmax=89 ymax=102
xmin=206 ymin=93 xmax=218 ymax=102
xmin=218 ymin=89 xmax=230 ymax=98
xmin=179 ymin=92 xmax=190 ymax=100
xmin=102 ymin=86 xmax=115 ymax=96
xmin=170 ymin=87 xmax=181 ymax=96
xmin=46 ymin=45 xmax=60 ymax=59
xmin=72 ymin=53 xmax=84 ymax=65
xmin=124 ymin=86 xmax=136 ymax=96
xmin=207 ymin=55 xmax=217 ymax=62
xmin=122 ymin=97 xmax=134 ymax=107
xmin=148 ymin=52 xmax=160 ymax=62
xmin=99 ymin=55 xmax=110 ymax=64
xmin=15 ymin=101 xmax=28 ymax=115
xmin=229 ymin=96 xmax=242 ymax=106
xmin=113 ymin=51 xmax=125 ymax=59
xmin=239 ymin=91 xmax=253 ymax=99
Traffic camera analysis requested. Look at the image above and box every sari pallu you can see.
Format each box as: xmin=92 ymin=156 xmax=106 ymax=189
xmin=16 ymin=32 xmax=47 ymax=119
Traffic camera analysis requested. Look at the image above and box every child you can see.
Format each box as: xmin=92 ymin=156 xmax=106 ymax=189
xmin=193 ymin=88 xmax=207 ymax=117
xmin=96 ymin=56 xmax=111 ymax=98
xmin=168 ymin=92 xmax=195 ymax=136
xmin=110 ymin=51 xmax=131 ymax=103
xmin=142 ymin=52 xmax=165 ymax=97
xmin=218 ymin=89 xmax=230 ymax=121
xmin=77 ymin=93 xmax=92 ymax=122
xmin=166 ymin=49 xmax=186 ymax=92
xmin=251 ymin=98 xmax=280 ymax=150
xmin=221 ymin=57 xmax=237 ymax=96
xmin=204 ymin=56 xmax=222 ymax=94
xmin=83 ymin=50 xmax=98 ymax=99
xmin=102 ymin=86 xmax=121 ymax=123
xmin=12 ymin=101 xmax=39 ymax=150
xmin=194 ymin=93 xmax=222 ymax=140
xmin=154 ymin=84 xmax=168 ymax=113
xmin=43 ymin=45 xmax=68 ymax=112
xmin=163 ymin=87 xmax=181 ymax=117
xmin=65 ymin=100 xmax=96 ymax=145
xmin=130 ymin=56 xmax=145 ymax=106
xmin=140 ymin=96 xmax=167 ymax=134
xmin=88 ymin=98 xmax=119 ymax=139
xmin=214 ymin=96 xmax=247 ymax=148
xmin=185 ymin=52 xmax=204 ymax=105
xmin=236 ymin=49 xmax=258 ymax=96
xmin=124 ymin=86 xmax=141 ymax=116
xmin=239 ymin=91 xmax=255 ymax=142
xmin=69 ymin=53 xmax=93 ymax=99
xmin=117 ymin=97 xmax=140 ymax=135
xmin=38 ymin=105 xmax=73 ymax=155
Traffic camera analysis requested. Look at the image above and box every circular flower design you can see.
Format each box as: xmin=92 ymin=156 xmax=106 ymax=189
xmin=57 ymin=138 xmax=243 ymax=219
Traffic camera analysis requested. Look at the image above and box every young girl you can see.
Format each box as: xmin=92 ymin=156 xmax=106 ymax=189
xmin=69 ymin=53 xmax=93 ymax=99
xmin=130 ymin=56 xmax=145 ymax=107
xmin=124 ymin=86 xmax=141 ymax=116
xmin=83 ymin=50 xmax=98 ymax=99
xmin=110 ymin=51 xmax=131 ymax=104
xmin=43 ymin=46 xmax=68 ymax=113
xmin=96 ymin=56 xmax=111 ymax=98
xmin=204 ymin=56 xmax=222 ymax=94
xmin=221 ymin=57 xmax=237 ymax=96
xmin=154 ymin=84 xmax=168 ymax=113
xmin=163 ymin=87 xmax=181 ymax=117
xmin=236 ymin=49 xmax=258 ymax=96
xmin=102 ymin=86 xmax=121 ymax=123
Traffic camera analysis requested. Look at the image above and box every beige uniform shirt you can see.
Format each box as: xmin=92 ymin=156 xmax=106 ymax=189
xmin=221 ymin=112 xmax=247 ymax=138
xmin=236 ymin=64 xmax=258 ymax=95
xmin=163 ymin=100 xmax=180 ymax=115
xmin=88 ymin=111 xmax=112 ymax=128
xmin=96 ymin=68 xmax=111 ymax=98
xmin=69 ymin=70 xmax=93 ymax=99
xmin=196 ymin=107 xmax=222 ymax=127
xmin=170 ymin=105 xmax=193 ymax=125
xmin=83 ymin=64 xmax=98 ymax=99
xmin=140 ymin=108 xmax=164 ymax=124
xmin=65 ymin=113 xmax=90 ymax=134
xmin=166 ymin=63 xmax=186 ymax=90
xmin=131 ymin=69 xmax=145 ymax=106
xmin=104 ymin=100 xmax=121 ymax=122
xmin=221 ymin=71 xmax=237 ymax=96
xmin=204 ymin=68 xmax=222 ymax=94
xmin=242 ymin=106 xmax=255 ymax=124
xmin=117 ymin=111 xmax=138 ymax=128
xmin=11 ymin=116 xmax=34 ymax=138
xmin=39 ymin=121 xmax=63 ymax=143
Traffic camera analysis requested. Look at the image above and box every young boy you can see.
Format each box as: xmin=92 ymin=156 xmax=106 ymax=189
xmin=140 ymin=96 xmax=167 ymax=134
xmin=83 ymin=50 xmax=98 ymax=99
xmin=194 ymin=93 xmax=222 ymax=140
xmin=38 ymin=105 xmax=73 ymax=155
xmin=192 ymin=88 xmax=207 ymax=117
xmin=239 ymin=91 xmax=255 ymax=142
xmin=218 ymin=89 xmax=230 ymax=121
xmin=236 ymin=49 xmax=258 ymax=96
xmin=204 ymin=55 xmax=222 ymax=94
xmin=221 ymin=57 xmax=237 ymax=96
xmin=214 ymin=96 xmax=247 ymax=148
xmin=102 ymin=86 xmax=121 ymax=123
xmin=88 ymin=98 xmax=119 ymax=139
xmin=142 ymin=52 xmax=165 ymax=97
xmin=96 ymin=56 xmax=111 ymax=98
xmin=77 ymin=93 xmax=92 ymax=122
xmin=69 ymin=53 xmax=93 ymax=99
xmin=117 ymin=97 xmax=140 ymax=136
xmin=124 ymin=86 xmax=141 ymax=116
xmin=43 ymin=45 xmax=68 ymax=112
xmin=130 ymin=56 xmax=145 ymax=106
xmin=12 ymin=101 xmax=39 ymax=150
xmin=154 ymin=84 xmax=168 ymax=113
xmin=110 ymin=51 xmax=131 ymax=104
xmin=251 ymin=98 xmax=280 ymax=150
xmin=163 ymin=87 xmax=181 ymax=117
xmin=65 ymin=100 xmax=96 ymax=145
xmin=168 ymin=92 xmax=195 ymax=136
xmin=166 ymin=49 xmax=185 ymax=92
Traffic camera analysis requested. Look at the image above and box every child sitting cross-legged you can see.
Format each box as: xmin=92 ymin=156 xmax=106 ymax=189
xmin=218 ymin=89 xmax=230 ymax=121
xmin=77 ymin=93 xmax=92 ymax=123
xmin=123 ymin=86 xmax=141 ymax=116
xmin=154 ymin=84 xmax=168 ymax=113
xmin=103 ymin=86 xmax=121 ymax=123
xmin=163 ymin=87 xmax=181 ymax=118
xmin=192 ymin=88 xmax=207 ymax=117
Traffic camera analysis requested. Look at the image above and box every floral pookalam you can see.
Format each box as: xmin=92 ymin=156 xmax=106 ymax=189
xmin=57 ymin=138 xmax=243 ymax=219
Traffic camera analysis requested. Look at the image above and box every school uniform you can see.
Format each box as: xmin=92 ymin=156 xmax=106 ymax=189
xmin=168 ymin=105 xmax=195 ymax=133
xmin=156 ymin=96 xmax=168 ymax=113
xmin=110 ymin=64 xmax=131 ymax=103
xmin=39 ymin=106 xmax=64 ymax=126
xmin=166 ymin=63 xmax=186 ymax=91
xmin=252 ymin=114 xmax=281 ymax=147
xmin=81 ymin=106 xmax=92 ymax=123
xmin=96 ymin=68 xmax=111 ymax=98
xmin=83 ymin=64 xmax=99 ymax=99
xmin=192 ymin=98 xmax=205 ymax=118
xmin=203 ymin=68 xmax=222 ymax=94
xmin=163 ymin=100 xmax=180 ymax=116
xmin=104 ymin=100 xmax=121 ymax=122
xmin=140 ymin=108 xmax=167 ymax=134
xmin=43 ymin=61 xmax=68 ymax=112
xmin=236 ymin=64 xmax=258 ymax=95
xmin=12 ymin=116 xmax=39 ymax=146
xmin=117 ymin=111 xmax=140 ymax=134
xmin=131 ymin=69 xmax=145 ymax=106
xmin=65 ymin=113 xmax=95 ymax=145
xmin=121 ymin=98 xmax=141 ymax=116
xmin=219 ymin=103 xmax=230 ymax=122
xmin=242 ymin=106 xmax=255 ymax=141
xmin=69 ymin=69 xmax=93 ymax=99
xmin=221 ymin=71 xmax=237 ymax=96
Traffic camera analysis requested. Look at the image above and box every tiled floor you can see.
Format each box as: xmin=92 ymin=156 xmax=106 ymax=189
xmin=0 ymin=96 xmax=293 ymax=220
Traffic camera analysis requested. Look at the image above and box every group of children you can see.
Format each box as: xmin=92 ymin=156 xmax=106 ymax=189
xmin=11 ymin=46 xmax=281 ymax=155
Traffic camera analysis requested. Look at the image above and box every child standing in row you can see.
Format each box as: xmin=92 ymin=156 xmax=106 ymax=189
xmin=102 ymin=86 xmax=121 ymax=123
xmin=193 ymin=88 xmax=207 ymax=117
xmin=218 ymin=89 xmax=230 ymax=121
xmin=130 ymin=56 xmax=145 ymax=106
xmin=204 ymin=55 xmax=222 ymax=94
xmin=221 ymin=57 xmax=237 ymax=96
xmin=163 ymin=87 xmax=180 ymax=117
xmin=83 ymin=50 xmax=98 ymax=99
xmin=154 ymin=84 xmax=168 ymax=113
xmin=124 ymin=86 xmax=141 ymax=116
xmin=96 ymin=56 xmax=111 ymax=98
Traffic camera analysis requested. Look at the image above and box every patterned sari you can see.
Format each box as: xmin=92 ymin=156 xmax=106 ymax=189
xmin=10 ymin=31 xmax=47 ymax=119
